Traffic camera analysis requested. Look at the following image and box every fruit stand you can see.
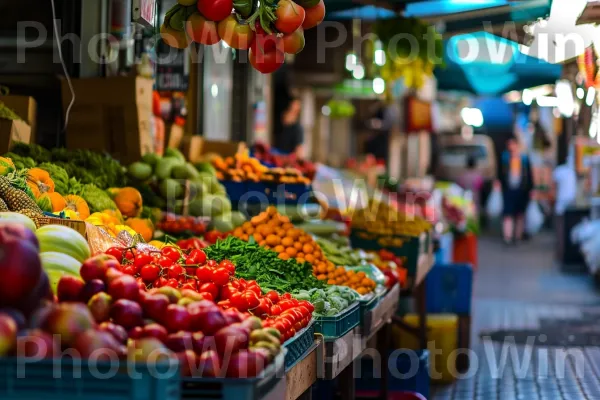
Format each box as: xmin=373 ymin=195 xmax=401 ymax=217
xmin=0 ymin=139 xmax=435 ymax=400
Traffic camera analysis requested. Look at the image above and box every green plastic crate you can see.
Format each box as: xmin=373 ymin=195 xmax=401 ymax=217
xmin=180 ymin=350 xmax=285 ymax=400
xmin=313 ymin=302 xmax=360 ymax=339
xmin=283 ymin=319 xmax=315 ymax=370
xmin=0 ymin=357 xmax=180 ymax=400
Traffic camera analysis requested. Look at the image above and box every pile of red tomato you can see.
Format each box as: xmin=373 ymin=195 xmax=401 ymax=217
xmin=157 ymin=214 xmax=208 ymax=237
xmin=104 ymin=245 xmax=313 ymax=340
xmin=160 ymin=0 xmax=326 ymax=74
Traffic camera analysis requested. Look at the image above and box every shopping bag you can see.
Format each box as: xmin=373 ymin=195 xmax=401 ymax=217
xmin=525 ymin=200 xmax=544 ymax=235
xmin=486 ymin=186 xmax=503 ymax=218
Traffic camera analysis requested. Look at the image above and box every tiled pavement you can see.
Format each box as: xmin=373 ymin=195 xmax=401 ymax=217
xmin=432 ymin=234 xmax=600 ymax=400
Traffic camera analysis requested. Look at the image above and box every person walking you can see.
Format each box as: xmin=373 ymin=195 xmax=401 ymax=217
xmin=458 ymin=155 xmax=484 ymax=210
xmin=499 ymin=136 xmax=534 ymax=245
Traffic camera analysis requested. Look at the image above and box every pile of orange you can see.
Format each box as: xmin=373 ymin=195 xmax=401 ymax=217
xmin=231 ymin=207 xmax=377 ymax=294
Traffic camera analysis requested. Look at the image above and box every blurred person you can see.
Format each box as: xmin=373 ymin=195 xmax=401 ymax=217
xmin=458 ymin=155 xmax=484 ymax=209
xmin=275 ymin=97 xmax=304 ymax=158
xmin=499 ymin=136 xmax=534 ymax=245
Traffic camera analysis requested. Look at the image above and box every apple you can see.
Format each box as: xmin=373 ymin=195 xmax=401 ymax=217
xmin=198 ymin=350 xmax=222 ymax=377
xmin=155 ymin=286 xmax=182 ymax=303
xmin=28 ymin=301 xmax=54 ymax=329
xmin=15 ymin=329 xmax=57 ymax=358
xmin=57 ymin=276 xmax=85 ymax=302
xmin=163 ymin=305 xmax=191 ymax=333
xmin=141 ymin=323 xmax=168 ymax=342
xmin=176 ymin=350 xmax=198 ymax=377
xmin=223 ymin=308 xmax=243 ymax=325
xmin=127 ymin=337 xmax=175 ymax=364
xmin=191 ymin=308 xmax=227 ymax=335
xmin=128 ymin=326 xmax=144 ymax=339
xmin=42 ymin=303 xmax=96 ymax=346
xmin=165 ymin=331 xmax=194 ymax=352
xmin=81 ymin=254 xmax=120 ymax=283
xmin=87 ymin=292 xmax=112 ymax=323
xmin=0 ymin=223 xmax=39 ymax=249
xmin=98 ymin=321 xmax=128 ymax=344
xmin=0 ymin=312 xmax=18 ymax=356
xmin=240 ymin=316 xmax=262 ymax=331
xmin=0 ymin=237 xmax=42 ymax=307
xmin=226 ymin=349 xmax=267 ymax=378
xmin=80 ymin=279 xmax=106 ymax=303
xmin=214 ymin=325 xmax=250 ymax=355
xmin=72 ymin=329 xmax=123 ymax=361
xmin=20 ymin=270 xmax=53 ymax=316
xmin=108 ymin=275 xmax=139 ymax=301
xmin=180 ymin=289 xmax=204 ymax=302
xmin=141 ymin=294 xmax=170 ymax=323
xmin=110 ymin=299 xmax=143 ymax=329
xmin=104 ymin=267 xmax=124 ymax=285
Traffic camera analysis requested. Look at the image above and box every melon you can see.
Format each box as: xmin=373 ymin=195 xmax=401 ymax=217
xmin=188 ymin=194 xmax=231 ymax=217
xmin=230 ymin=211 xmax=247 ymax=228
xmin=211 ymin=213 xmax=234 ymax=233
xmin=128 ymin=162 xmax=153 ymax=180
xmin=194 ymin=162 xmax=216 ymax=176
xmin=0 ymin=212 xmax=37 ymax=232
xmin=159 ymin=179 xmax=184 ymax=200
xmin=40 ymin=251 xmax=82 ymax=293
xmin=141 ymin=153 xmax=161 ymax=166
xmin=36 ymin=225 xmax=91 ymax=263
xmin=164 ymin=148 xmax=186 ymax=162
xmin=156 ymin=157 xmax=184 ymax=180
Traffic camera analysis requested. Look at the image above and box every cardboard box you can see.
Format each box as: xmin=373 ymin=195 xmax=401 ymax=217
xmin=181 ymin=137 xmax=244 ymax=163
xmin=0 ymin=119 xmax=31 ymax=154
xmin=61 ymin=77 xmax=154 ymax=164
xmin=1 ymin=95 xmax=37 ymax=140
xmin=35 ymin=216 xmax=87 ymax=239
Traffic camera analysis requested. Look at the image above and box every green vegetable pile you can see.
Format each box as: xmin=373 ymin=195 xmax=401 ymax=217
xmin=316 ymin=237 xmax=364 ymax=266
xmin=9 ymin=143 xmax=127 ymax=189
xmin=205 ymin=236 xmax=326 ymax=293
xmin=80 ymin=184 xmax=117 ymax=213
xmin=294 ymin=286 xmax=357 ymax=316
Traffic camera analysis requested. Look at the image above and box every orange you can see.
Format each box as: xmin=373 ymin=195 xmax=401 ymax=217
xmin=233 ymin=227 xmax=244 ymax=237
xmin=278 ymin=252 xmax=290 ymax=260
xmin=288 ymin=229 xmax=301 ymax=239
xmin=253 ymin=233 xmax=264 ymax=242
xmin=245 ymin=226 xmax=255 ymax=235
xmin=259 ymin=240 xmax=267 ymax=247
xmin=294 ymin=242 xmax=303 ymax=250
xmin=305 ymin=254 xmax=315 ymax=263
xmin=302 ymin=244 xmax=314 ymax=254
xmin=242 ymin=221 xmax=253 ymax=231
xmin=281 ymin=237 xmax=294 ymax=247
xmin=327 ymin=279 xmax=336 ymax=285
xmin=285 ymin=247 xmax=297 ymax=257
xmin=266 ymin=234 xmax=281 ymax=246
xmin=274 ymin=245 xmax=285 ymax=253
xmin=277 ymin=229 xmax=286 ymax=238
xmin=298 ymin=235 xmax=308 ymax=243
xmin=297 ymin=252 xmax=304 ymax=259
xmin=282 ymin=223 xmax=294 ymax=230
xmin=297 ymin=258 xmax=306 ymax=264
xmin=317 ymin=274 xmax=327 ymax=280
xmin=241 ymin=234 xmax=249 ymax=241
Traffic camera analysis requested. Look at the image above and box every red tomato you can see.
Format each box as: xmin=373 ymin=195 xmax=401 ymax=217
xmin=199 ymin=282 xmax=219 ymax=299
xmin=186 ymin=13 xmax=221 ymax=45
xmin=156 ymin=256 xmax=174 ymax=268
xmin=197 ymin=0 xmax=232 ymax=22
xmin=124 ymin=250 xmax=135 ymax=261
xmin=166 ymin=278 xmax=179 ymax=288
xmin=200 ymin=292 xmax=214 ymax=302
xmin=212 ymin=267 xmax=230 ymax=286
xmin=106 ymin=247 xmax=124 ymax=260
xmin=153 ymin=277 xmax=168 ymax=288
xmin=249 ymin=47 xmax=284 ymax=74
xmin=206 ymin=260 xmax=218 ymax=268
xmin=245 ymin=282 xmax=262 ymax=296
xmin=252 ymin=298 xmax=271 ymax=318
xmin=278 ymin=300 xmax=294 ymax=311
xmin=217 ymin=15 xmax=255 ymax=50
xmin=243 ymin=291 xmax=260 ymax=309
xmin=270 ymin=304 xmax=282 ymax=316
xmin=168 ymin=265 xmax=184 ymax=279
xmin=282 ymin=28 xmax=305 ymax=54
xmin=282 ymin=293 xmax=292 ymax=300
xmin=220 ymin=284 xmax=238 ymax=300
xmin=294 ymin=321 xmax=303 ymax=331
xmin=161 ymin=246 xmax=181 ymax=262
xmin=230 ymin=292 xmax=248 ymax=311
xmin=140 ymin=264 xmax=160 ymax=282
xmin=299 ymin=300 xmax=314 ymax=313
xmin=302 ymin=0 xmax=325 ymax=29
xmin=196 ymin=265 xmax=213 ymax=282
xmin=265 ymin=290 xmax=280 ymax=304
xmin=122 ymin=265 xmax=136 ymax=276
xmin=181 ymin=283 xmax=197 ymax=291
xmin=190 ymin=249 xmax=208 ymax=265
xmin=134 ymin=253 xmax=153 ymax=269
xmin=218 ymin=260 xmax=235 ymax=274
xmin=275 ymin=0 xmax=305 ymax=34
xmin=251 ymin=31 xmax=283 ymax=53
xmin=297 ymin=306 xmax=309 ymax=317
xmin=230 ymin=279 xmax=241 ymax=290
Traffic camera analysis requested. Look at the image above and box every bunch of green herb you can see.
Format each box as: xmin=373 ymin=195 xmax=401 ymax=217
xmin=205 ymin=236 xmax=326 ymax=293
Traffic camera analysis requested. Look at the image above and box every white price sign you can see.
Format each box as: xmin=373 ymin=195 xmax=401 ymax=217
xmin=133 ymin=0 xmax=156 ymax=28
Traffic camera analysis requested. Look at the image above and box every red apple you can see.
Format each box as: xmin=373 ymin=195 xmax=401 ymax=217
xmin=226 ymin=349 xmax=267 ymax=378
xmin=0 ymin=312 xmax=18 ymax=356
xmin=155 ymin=286 xmax=182 ymax=303
xmin=0 ymin=238 xmax=42 ymax=307
xmin=20 ymin=270 xmax=52 ymax=316
xmin=127 ymin=337 xmax=175 ymax=364
xmin=180 ymin=289 xmax=204 ymax=302
xmin=128 ymin=326 xmax=144 ymax=339
xmin=214 ymin=325 xmax=250 ymax=355
xmin=0 ymin=223 xmax=39 ymax=249
xmin=164 ymin=305 xmax=191 ymax=333
xmin=81 ymin=254 xmax=119 ymax=283
xmin=72 ymin=329 xmax=123 ymax=361
xmin=87 ymin=292 xmax=113 ymax=323
xmin=141 ymin=293 xmax=170 ymax=323
xmin=15 ymin=329 xmax=57 ymax=358
xmin=57 ymin=276 xmax=85 ymax=302
xmin=28 ymin=301 xmax=54 ymax=329
xmin=104 ymin=267 xmax=124 ymax=285
xmin=80 ymin=279 xmax=106 ymax=303
xmin=110 ymin=299 xmax=143 ymax=329
xmin=176 ymin=350 xmax=198 ymax=377
xmin=223 ymin=308 xmax=243 ymax=325
xmin=98 ymin=321 xmax=128 ymax=344
xmin=42 ymin=303 xmax=96 ymax=346
xmin=165 ymin=331 xmax=194 ymax=352
xmin=141 ymin=323 xmax=168 ymax=342
xmin=198 ymin=350 xmax=222 ymax=377
xmin=108 ymin=275 xmax=139 ymax=301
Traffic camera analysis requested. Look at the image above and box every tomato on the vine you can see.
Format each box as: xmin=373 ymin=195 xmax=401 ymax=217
xmin=156 ymin=256 xmax=174 ymax=268
xmin=270 ymin=304 xmax=282 ymax=315
xmin=252 ymin=298 xmax=271 ymax=318
xmin=166 ymin=278 xmax=179 ymax=288
xmin=275 ymin=0 xmax=305 ymax=34
xmin=302 ymin=0 xmax=325 ymax=29
xmin=249 ymin=47 xmax=284 ymax=74
xmin=168 ymin=265 xmax=184 ymax=279
xmin=199 ymin=282 xmax=219 ymax=299
xmin=195 ymin=265 xmax=212 ymax=282
xmin=219 ymin=260 xmax=235 ymax=274
xmin=206 ymin=260 xmax=218 ymax=268
xmin=230 ymin=292 xmax=247 ymax=311
xmin=122 ymin=265 xmax=136 ymax=276
xmin=154 ymin=277 xmax=168 ymax=288
xmin=200 ymin=292 xmax=214 ymax=301
xmin=242 ymin=291 xmax=260 ymax=309
xmin=134 ymin=253 xmax=154 ymax=269
xmin=140 ymin=264 xmax=160 ymax=282
xmin=189 ymin=249 xmax=208 ymax=265
xmin=106 ymin=247 xmax=124 ymax=260
xmin=283 ymin=28 xmax=305 ymax=54
xmin=161 ymin=246 xmax=181 ymax=262
xmin=197 ymin=0 xmax=233 ymax=22
xmin=265 ymin=290 xmax=280 ymax=304
xmin=212 ymin=267 xmax=230 ymax=286
xmin=186 ymin=12 xmax=221 ymax=45
xmin=217 ymin=15 xmax=255 ymax=50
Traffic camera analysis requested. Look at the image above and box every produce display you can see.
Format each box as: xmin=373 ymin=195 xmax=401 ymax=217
xmin=293 ymin=286 xmax=357 ymax=316
xmin=160 ymin=0 xmax=326 ymax=74
xmin=212 ymin=150 xmax=311 ymax=185
xmin=315 ymin=236 xmax=364 ymax=267
xmin=252 ymin=142 xmax=317 ymax=180
xmin=351 ymin=199 xmax=432 ymax=238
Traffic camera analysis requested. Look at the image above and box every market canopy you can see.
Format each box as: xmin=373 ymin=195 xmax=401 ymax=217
xmin=434 ymin=31 xmax=562 ymax=95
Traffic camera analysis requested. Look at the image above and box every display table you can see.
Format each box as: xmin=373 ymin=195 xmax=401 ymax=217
xmin=285 ymin=337 xmax=324 ymax=400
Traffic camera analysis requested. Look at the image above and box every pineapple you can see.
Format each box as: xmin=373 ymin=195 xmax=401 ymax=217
xmin=0 ymin=198 xmax=8 ymax=212
xmin=0 ymin=176 xmax=43 ymax=214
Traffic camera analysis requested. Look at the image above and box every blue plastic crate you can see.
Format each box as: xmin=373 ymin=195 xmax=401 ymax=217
xmin=180 ymin=350 xmax=285 ymax=400
xmin=313 ymin=302 xmax=360 ymax=339
xmin=0 ymin=357 xmax=180 ymax=400
xmin=267 ymin=183 xmax=312 ymax=205
xmin=283 ymin=319 xmax=315 ymax=370
xmin=355 ymin=350 xmax=430 ymax=399
xmin=426 ymin=263 xmax=473 ymax=315
xmin=220 ymin=181 xmax=247 ymax=203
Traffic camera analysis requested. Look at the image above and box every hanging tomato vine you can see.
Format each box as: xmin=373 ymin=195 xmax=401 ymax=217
xmin=160 ymin=0 xmax=326 ymax=74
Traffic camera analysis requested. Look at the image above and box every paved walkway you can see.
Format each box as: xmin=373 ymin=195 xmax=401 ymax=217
xmin=432 ymin=234 xmax=600 ymax=400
